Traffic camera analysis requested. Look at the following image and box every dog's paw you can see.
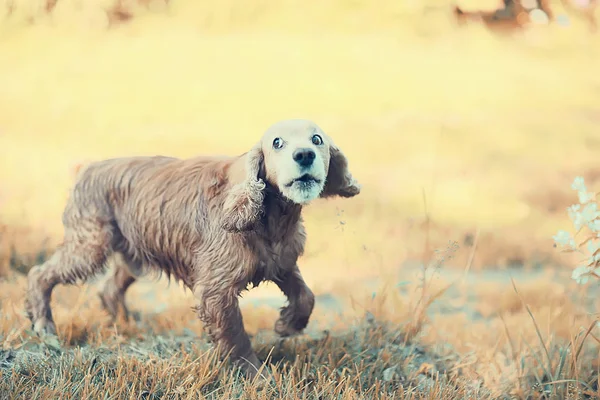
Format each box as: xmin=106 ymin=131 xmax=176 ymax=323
xmin=32 ymin=317 xmax=57 ymax=337
xmin=274 ymin=318 xmax=305 ymax=338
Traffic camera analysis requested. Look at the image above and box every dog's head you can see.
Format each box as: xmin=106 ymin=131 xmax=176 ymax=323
xmin=221 ymin=119 xmax=360 ymax=232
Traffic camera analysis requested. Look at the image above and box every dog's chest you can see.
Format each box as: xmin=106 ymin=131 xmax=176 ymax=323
xmin=252 ymin=226 xmax=306 ymax=282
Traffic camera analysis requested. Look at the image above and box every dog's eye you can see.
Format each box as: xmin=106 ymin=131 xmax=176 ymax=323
xmin=272 ymin=137 xmax=284 ymax=149
xmin=311 ymin=134 xmax=323 ymax=146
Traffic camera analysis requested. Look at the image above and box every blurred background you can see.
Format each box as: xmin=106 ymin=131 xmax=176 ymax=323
xmin=0 ymin=0 xmax=599 ymax=394
xmin=2 ymin=0 xmax=599 ymax=276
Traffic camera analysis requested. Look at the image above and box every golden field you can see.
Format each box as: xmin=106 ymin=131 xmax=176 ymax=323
xmin=1 ymin=0 xmax=600 ymax=398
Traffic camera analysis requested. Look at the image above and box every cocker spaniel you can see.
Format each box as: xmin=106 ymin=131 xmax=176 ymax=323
xmin=24 ymin=119 xmax=361 ymax=382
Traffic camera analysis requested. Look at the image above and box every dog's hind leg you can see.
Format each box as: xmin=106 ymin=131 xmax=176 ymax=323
xmin=99 ymin=253 xmax=139 ymax=322
xmin=24 ymin=219 xmax=113 ymax=336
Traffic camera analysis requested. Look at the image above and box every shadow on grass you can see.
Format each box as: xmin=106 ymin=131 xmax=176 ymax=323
xmin=0 ymin=319 xmax=466 ymax=399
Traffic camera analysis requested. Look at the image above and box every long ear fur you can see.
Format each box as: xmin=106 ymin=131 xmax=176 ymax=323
xmin=320 ymin=142 xmax=361 ymax=199
xmin=221 ymin=143 xmax=266 ymax=232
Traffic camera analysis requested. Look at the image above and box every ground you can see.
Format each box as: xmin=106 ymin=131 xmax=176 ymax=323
xmin=1 ymin=0 xmax=600 ymax=398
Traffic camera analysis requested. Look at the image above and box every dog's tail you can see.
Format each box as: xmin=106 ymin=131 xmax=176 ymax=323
xmin=70 ymin=160 xmax=90 ymax=182
xmin=72 ymin=163 xmax=84 ymax=176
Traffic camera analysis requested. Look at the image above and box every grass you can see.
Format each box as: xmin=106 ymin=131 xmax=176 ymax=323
xmin=1 ymin=263 xmax=599 ymax=398
xmin=1 ymin=0 xmax=600 ymax=398
xmin=0 ymin=319 xmax=461 ymax=399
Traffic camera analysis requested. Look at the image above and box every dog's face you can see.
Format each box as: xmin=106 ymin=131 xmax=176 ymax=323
xmin=260 ymin=120 xmax=331 ymax=204
xmin=221 ymin=119 xmax=361 ymax=232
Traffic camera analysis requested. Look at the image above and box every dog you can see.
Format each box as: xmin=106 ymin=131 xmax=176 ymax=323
xmin=24 ymin=119 xmax=360 ymax=382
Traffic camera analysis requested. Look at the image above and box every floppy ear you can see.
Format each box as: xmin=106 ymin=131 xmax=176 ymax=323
xmin=221 ymin=143 xmax=266 ymax=232
xmin=320 ymin=142 xmax=361 ymax=199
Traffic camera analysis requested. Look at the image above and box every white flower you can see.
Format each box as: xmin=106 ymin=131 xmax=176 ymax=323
xmin=553 ymin=230 xmax=576 ymax=248
xmin=568 ymin=204 xmax=581 ymax=217
xmin=568 ymin=204 xmax=583 ymax=230
xmin=572 ymin=176 xmax=587 ymax=192
xmin=572 ymin=265 xmax=592 ymax=284
xmin=578 ymin=190 xmax=595 ymax=204
xmin=586 ymin=256 xmax=600 ymax=268
xmin=581 ymin=203 xmax=600 ymax=225
xmin=573 ymin=176 xmax=595 ymax=204
xmin=570 ymin=203 xmax=600 ymax=231
xmin=589 ymin=219 xmax=600 ymax=232
xmin=587 ymin=240 xmax=600 ymax=257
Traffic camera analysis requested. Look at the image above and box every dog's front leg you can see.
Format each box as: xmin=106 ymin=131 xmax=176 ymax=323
xmin=273 ymin=265 xmax=315 ymax=337
xmin=194 ymin=287 xmax=271 ymax=383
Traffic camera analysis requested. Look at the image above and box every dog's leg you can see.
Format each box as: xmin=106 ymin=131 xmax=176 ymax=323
xmin=24 ymin=221 xmax=112 ymax=336
xmin=273 ymin=265 xmax=315 ymax=337
xmin=194 ymin=287 xmax=271 ymax=383
xmin=99 ymin=255 xmax=138 ymax=322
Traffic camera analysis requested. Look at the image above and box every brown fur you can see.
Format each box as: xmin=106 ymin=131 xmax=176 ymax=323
xmin=24 ymin=119 xmax=360 ymax=383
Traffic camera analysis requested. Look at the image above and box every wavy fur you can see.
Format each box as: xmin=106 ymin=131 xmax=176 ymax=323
xmin=24 ymin=119 xmax=360 ymax=382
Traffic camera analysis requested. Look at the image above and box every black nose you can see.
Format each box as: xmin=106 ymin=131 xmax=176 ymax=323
xmin=293 ymin=148 xmax=316 ymax=167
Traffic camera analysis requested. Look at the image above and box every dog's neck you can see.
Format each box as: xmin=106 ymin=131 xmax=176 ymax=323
xmin=260 ymin=184 xmax=302 ymax=237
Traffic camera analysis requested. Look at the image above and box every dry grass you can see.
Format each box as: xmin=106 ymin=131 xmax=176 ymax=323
xmin=1 ymin=265 xmax=599 ymax=398
xmin=1 ymin=0 xmax=600 ymax=398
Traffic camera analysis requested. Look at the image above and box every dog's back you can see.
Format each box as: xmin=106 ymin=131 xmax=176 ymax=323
xmin=63 ymin=154 xmax=241 ymax=285
xmin=64 ymin=156 xmax=179 ymax=224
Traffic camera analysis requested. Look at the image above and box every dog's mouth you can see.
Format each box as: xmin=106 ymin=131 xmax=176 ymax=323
xmin=285 ymin=174 xmax=321 ymax=188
